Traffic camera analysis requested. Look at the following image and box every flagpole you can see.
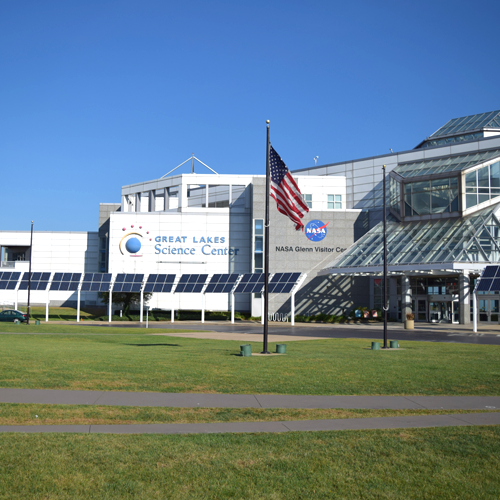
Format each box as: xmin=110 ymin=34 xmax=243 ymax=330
xmin=382 ymin=165 xmax=388 ymax=348
xmin=262 ymin=120 xmax=271 ymax=354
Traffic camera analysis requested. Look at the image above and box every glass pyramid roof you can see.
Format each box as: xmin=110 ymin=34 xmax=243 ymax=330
xmin=323 ymin=205 xmax=500 ymax=273
xmin=394 ymin=149 xmax=500 ymax=178
xmin=430 ymin=110 xmax=500 ymax=139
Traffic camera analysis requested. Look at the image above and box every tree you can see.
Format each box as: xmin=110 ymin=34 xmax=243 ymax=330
xmin=99 ymin=292 xmax=152 ymax=313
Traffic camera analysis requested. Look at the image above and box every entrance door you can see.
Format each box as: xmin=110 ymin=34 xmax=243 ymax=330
xmin=479 ymin=299 xmax=499 ymax=322
xmin=452 ymin=301 xmax=460 ymax=324
xmin=417 ymin=299 xmax=427 ymax=322
xmin=429 ymin=302 xmax=452 ymax=323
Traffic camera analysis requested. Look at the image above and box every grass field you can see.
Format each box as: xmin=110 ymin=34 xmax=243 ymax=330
xmin=0 ymin=427 xmax=499 ymax=499
xmin=0 ymin=326 xmax=499 ymax=395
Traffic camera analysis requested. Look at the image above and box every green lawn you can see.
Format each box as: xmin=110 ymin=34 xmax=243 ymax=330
xmin=0 ymin=427 xmax=499 ymax=499
xmin=0 ymin=328 xmax=499 ymax=395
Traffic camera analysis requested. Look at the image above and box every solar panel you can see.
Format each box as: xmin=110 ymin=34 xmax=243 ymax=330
xmin=81 ymin=273 xmax=112 ymax=292
xmin=205 ymin=274 xmax=239 ymax=293
xmin=50 ymin=272 xmax=82 ymax=291
xmin=18 ymin=272 xmax=51 ymax=291
xmin=112 ymin=274 xmax=144 ymax=293
xmin=0 ymin=271 xmax=22 ymax=290
xmin=234 ymin=273 xmax=265 ymax=294
xmin=144 ymin=274 xmax=176 ymax=293
xmin=174 ymin=274 xmax=208 ymax=293
xmin=482 ymin=266 xmax=498 ymax=278
xmin=476 ymin=278 xmax=492 ymax=292
xmin=268 ymin=273 xmax=302 ymax=293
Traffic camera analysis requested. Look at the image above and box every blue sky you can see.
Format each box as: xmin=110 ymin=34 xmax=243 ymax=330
xmin=1 ymin=0 xmax=499 ymax=231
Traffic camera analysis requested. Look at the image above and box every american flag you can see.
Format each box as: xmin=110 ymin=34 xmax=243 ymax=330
xmin=270 ymin=146 xmax=309 ymax=230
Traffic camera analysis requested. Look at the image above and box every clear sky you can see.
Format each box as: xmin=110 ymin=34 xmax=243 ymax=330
xmin=1 ymin=0 xmax=499 ymax=231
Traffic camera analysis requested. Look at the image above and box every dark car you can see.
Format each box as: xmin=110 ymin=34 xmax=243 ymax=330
xmin=0 ymin=310 xmax=28 ymax=323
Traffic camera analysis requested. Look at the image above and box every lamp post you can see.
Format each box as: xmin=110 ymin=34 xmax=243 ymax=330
xmin=27 ymin=221 xmax=34 ymax=325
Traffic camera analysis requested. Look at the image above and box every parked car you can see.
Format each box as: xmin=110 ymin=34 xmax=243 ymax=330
xmin=0 ymin=310 xmax=28 ymax=323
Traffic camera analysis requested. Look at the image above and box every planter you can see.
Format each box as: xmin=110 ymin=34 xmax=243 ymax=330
xmin=405 ymin=319 xmax=414 ymax=330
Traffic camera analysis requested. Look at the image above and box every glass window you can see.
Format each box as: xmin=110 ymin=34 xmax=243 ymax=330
xmin=328 ymin=194 xmax=342 ymax=209
xmin=303 ymin=194 xmax=312 ymax=209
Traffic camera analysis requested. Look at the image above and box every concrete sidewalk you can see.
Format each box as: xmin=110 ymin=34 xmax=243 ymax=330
xmin=0 ymin=388 xmax=499 ymax=410
xmin=1 ymin=412 xmax=499 ymax=435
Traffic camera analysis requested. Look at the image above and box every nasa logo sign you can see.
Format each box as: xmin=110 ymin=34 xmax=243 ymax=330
xmin=305 ymin=219 xmax=329 ymax=242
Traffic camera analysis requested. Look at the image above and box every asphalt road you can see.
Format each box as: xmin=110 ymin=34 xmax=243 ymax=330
xmin=97 ymin=321 xmax=500 ymax=346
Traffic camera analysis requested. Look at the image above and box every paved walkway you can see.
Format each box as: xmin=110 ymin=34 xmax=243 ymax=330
xmin=0 ymin=388 xmax=499 ymax=435
xmin=2 ymin=412 xmax=499 ymax=435
xmin=1 ymin=388 xmax=499 ymax=410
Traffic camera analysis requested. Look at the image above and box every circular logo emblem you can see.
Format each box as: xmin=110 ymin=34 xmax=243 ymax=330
xmin=125 ymin=237 xmax=142 ymax=254
xmin=305 ymin=220 xmax=328 ymax=242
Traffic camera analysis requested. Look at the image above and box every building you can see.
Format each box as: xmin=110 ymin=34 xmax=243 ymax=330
xmin=2 ymin=110 xmax=500 ymax=323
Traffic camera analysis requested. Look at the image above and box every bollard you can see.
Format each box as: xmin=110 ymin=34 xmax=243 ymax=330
xmin=276 ymin=344 xmax=286 ymax=354
xmin=240 ymin=344 xmax=252 ymax=357
xmin=35 ymin=320 xmax=40 ymax=326
xmin=390 ymin=340 xmax=399 ymax=349
xmin=371 ymin=342 xmax=380 ymax=350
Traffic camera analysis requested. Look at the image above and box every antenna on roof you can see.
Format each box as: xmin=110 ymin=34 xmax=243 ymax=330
xmin=161 ymin=155 xmax=219 ymax=178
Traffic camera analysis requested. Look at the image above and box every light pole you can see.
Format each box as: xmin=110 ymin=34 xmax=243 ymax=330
xmin=27 ymin=221 xmax=34 ymax=325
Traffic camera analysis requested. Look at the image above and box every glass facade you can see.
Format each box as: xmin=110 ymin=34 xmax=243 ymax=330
xmin=419 ymin=132 xmax=483 ymax=149
xmin=394 ymin=150 xmax=500 ymax=179
xmin=404 ymin=177 xmax=459 ymax=216
xmin=427 ymin=110 xmax=500 ymax=139
xmin=303 ymin=194 xmax=312 ymax=209
xmin=253 ymin=219 xmax=264 ymax=298
xmin=465 ymin=161 xmax=500 ymax=209
xmin=324 ymin=205 xmax=500 ymax=270
xmin=389 ymin=177 xmax=400 ymax=215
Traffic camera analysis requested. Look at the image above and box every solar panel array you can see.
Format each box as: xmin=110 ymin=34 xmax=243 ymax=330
xmin=50 ymin=272 xmax=82 ymax=291
xmin=205 ymin=274 xmax=239 ymax=293
xmin=268 ymin=273 xmax=302 ymax=293
xmin=18 ymin=272 xmax=51 ymax=290
xmin=0 ymin=271 xmax=21 ymax=290
xmin=476 ymin=266 xmax=500 ymax=292
xmin=174 ymin=274 xmax=208 ymax=293
xmin=113 ymin=274 xmax=144 ymax=292
xmin=0 ymin=271 xmax=303 ymax=294
xmin=234 ymin=273 xmax=265 ymax=294
xmin=81 ymin=273 xmax=112 ymax=292
xmin=144 ymin=274 xmax=176 ymax=293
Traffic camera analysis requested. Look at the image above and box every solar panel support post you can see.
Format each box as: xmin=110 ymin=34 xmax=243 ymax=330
xmin=262 ymin=121 xmax=271 ymax=354
xmin=231 ymin=293 xmax=235 ymax=323
xmin=77 ymin=288 xmax=81 ymax=322
xmin=26 ymin=221 xmax=33 ymax=325
xmin=140 ymin=291 xmax=144 ymax=323
xmin=15 ymin=289 xmax=18 ymax=311
xmin=201 ymin=293 xmax=205 ymax=323
xmin=473 ymin=290 xmax=478 ymax=333
xmin=291 ymin=291 xmax=295 ymax=326
xmin=171 ymin=294 xmax=175 ymax=323
xmin=108 ymin=290 xmax=112 ymax=323
xmin=45 ymin=289 xmax=49 ymax=322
